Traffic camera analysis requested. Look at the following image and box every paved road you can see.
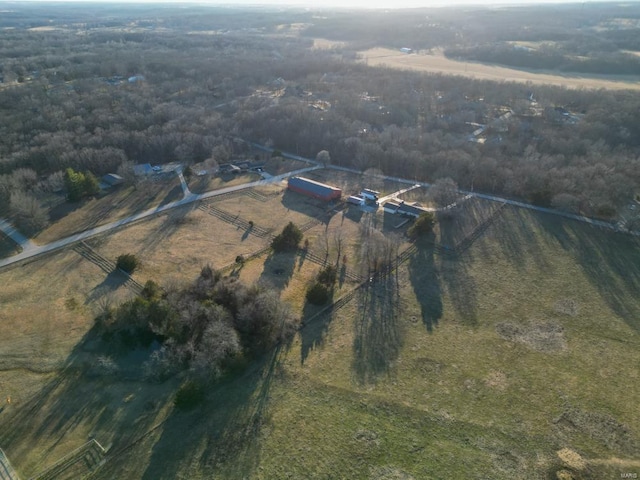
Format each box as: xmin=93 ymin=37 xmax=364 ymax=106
xmin=0 ymin=165 xmax=320 ymax=269
xmin=377 ymin=184 xmax=421 ymax=205
xmin=0 ymin=219 xmax=37 ymax=252
xmin=240 ymin=141 xmax=636 ymax=235
xmin=175 ymin=168 xmax=192 ymax=197
xmin=2 ymin=142 xmax=635 ymax=270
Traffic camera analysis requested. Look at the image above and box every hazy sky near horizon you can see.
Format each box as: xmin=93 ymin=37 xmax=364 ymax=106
xmin=8 ymin=0 xmax=602 ymax=8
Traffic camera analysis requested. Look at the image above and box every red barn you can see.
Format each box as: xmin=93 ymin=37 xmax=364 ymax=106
xmin=287 ymin=177 xmax=342 ymax=201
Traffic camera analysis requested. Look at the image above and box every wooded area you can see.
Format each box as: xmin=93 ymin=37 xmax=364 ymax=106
xmin=1 ymin=2 xmax=639 ymax=225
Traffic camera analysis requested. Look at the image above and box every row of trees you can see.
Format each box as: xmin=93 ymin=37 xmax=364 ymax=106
xmin=445 ymin=44 xmax=640 ymax=75
xmin=0 ymin=6 xmax=639 ymax=225
xmin=98 ymin=266 xmax=297 ymax=381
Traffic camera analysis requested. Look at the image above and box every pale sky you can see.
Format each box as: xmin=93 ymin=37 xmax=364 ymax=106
xmin=9 ymin=0 xmax=602 ymax=7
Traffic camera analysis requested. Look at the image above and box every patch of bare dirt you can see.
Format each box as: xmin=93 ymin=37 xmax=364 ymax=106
xmin=370 ymin=466 xmax=415 ymax=480
xmin=553 ymin=407 xmax=640 ymax=455
xmin=554 ymin=298 xmax=580 ymax=317
xmin=557 ymin=448 xmax=587 ymax=471
xmin=484 ymin=370 xmax=508 ymax=390
xmin=496 ymin=321 xmax=567 ymax=352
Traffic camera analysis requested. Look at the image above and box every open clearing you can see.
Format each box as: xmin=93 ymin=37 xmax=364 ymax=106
xmin=1 ymin=171 xmax=639 ymax=479
xmin=35 ymin=178 xmax=183 ymax=244
xmin=358 ymin=47 xmax=640 ymax=91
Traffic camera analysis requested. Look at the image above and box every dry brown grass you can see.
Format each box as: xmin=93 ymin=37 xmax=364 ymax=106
xmin=311 ymin=38 xmax=347 ymax=50
xmin=35 ymin=179 xmax=182 ymax=244
xmin=88 ymin=204 xmax=269 ymax=285
xmin=187 ymin=172 xmax=261 ymax=194
xmin=359 ymin=47 xmax=640 ymax=91
xmin=0 ymin=247 xmax=143 ymax=476
xmin=2 ymin=171 xmax=639 ymax=479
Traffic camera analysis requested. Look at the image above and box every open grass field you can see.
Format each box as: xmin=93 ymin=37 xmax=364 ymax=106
xmin=1 ymin=175 xmax=639 ymax=479
xmin=359 ymin=47 xmax=640 ymax=91
xmin=87 ymin=203 xmax=269 ymax=285
xmin=35 ymin=178 xmax=183 ymax=244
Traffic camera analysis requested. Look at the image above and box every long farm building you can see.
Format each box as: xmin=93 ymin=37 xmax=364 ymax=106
xmin=287 ymin=177 xmax=342 ymax=201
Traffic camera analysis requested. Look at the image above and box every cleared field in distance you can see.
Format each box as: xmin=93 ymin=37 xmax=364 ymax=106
xmin=359 ymin=47 xmax=640 ymax=91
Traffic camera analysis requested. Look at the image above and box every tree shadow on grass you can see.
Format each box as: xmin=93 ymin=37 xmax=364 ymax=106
xmin=489 ymin=206 xmax=550 ymax=271
xmin=438 ymin=215 xmax=478 ymax=327
xmin=158 ymin=183 xmax=184 ymax=207
xmin=258 ymin=252 xmax=296 ymax=292
xmin=299 ymin=295 xmax=336 ymax=365
xmin=140 ymin=346 xmax=286 ymax=480
xmin=0 ymin=325 xmax=172 ymax=477
xmin=352 ymin=273 xmax=402 ymax=384
xmin=85 ymin=270 xmax=130 ymax=305
xmin=535 ymin=214 xmax=640 ymax=332
xmin=408 ymin=234 xmax=443 ymax=332
xmin=135 ymin=204 xmax=199 ymax=256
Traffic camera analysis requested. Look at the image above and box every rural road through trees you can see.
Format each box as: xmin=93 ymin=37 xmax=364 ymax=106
xmin=1 ymin=143 xmax=634 ymax=271
xmin=245 ymin=141 xmax=629 ymax=233
xmin=0 ymin=165 xmax=320 ymax=269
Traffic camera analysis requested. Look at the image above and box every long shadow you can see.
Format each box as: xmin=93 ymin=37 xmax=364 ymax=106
xmin=85 ymin=270 xmax=130 ymax=305
xmin=536 ymin=214 xmax=640 ymax=332
xmin=300 ymin=298 xmax=336 ymax=365
xmin=280 ymin=189 xmax=329 ymax=218
xmin=488 ymin=206 xmax=550 ymax=271
xmin=408 ymin=234 xmax=443 ymax=332
xmin=258 ymin=252 xmax=296 ymax=292
xmin=140 ymin=346 xmax=285 ymax=480
xmin=136 ymin=203 xmax=199 ymax=255
xmin=0 ymin=324 xmax=169 ymax=476
xmin=352 ymin=272 xmax=402 ymax=384
xmin=438 ymin=214 xmax=479 ymax=327
xmin=158 ymin=184 xmax=183 ymax=207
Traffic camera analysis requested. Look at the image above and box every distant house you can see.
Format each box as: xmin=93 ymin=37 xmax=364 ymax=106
xmin=361 ymin=189 xmax=380 ymax=202
xmin=287 ymin=177 xmax=342 ymax=202
xmin=400 ymin=47 xmax=413 ymax=54
xmin=347 ymin=195 xmax=364 ymax=205
xmin=133 ymin=163 xmax=154 ymax=176
xmin=218 ymin=163 xmax=244 ymax=174
xmin=383 ymin=201 xmax=401 ymax=214
xmin=398 ymin=202 xmax=430 ymax=218
xmin=383 ymin=200 xmax=430 ymax=218
xmin=128 ymin=75 xmax=145 ymax=84
xmin=100 ymin=173 xmax=124 ymax=189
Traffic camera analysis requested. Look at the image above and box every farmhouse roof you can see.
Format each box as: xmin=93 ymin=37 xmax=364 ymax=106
xmin=288 ymin=176 xmax=342 ymax=200
xmin=101 ymin=173 xmax=124 ymax=186
xmin=397 ymin=202 xmax=429 ymax=217
xmin=133 ymin=163 xmax=154 ymax=176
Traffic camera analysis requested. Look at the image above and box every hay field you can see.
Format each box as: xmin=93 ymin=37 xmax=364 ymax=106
xmin=359 ymin=47 xmax=640 ymax=91
xmin=88 ymin=204 xmax=268 ymax=284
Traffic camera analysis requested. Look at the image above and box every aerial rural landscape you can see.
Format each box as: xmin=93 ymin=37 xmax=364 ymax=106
xmin=0 ymin=2 xmax=639 ymax=479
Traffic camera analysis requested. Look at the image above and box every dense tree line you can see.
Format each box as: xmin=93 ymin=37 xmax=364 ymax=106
xmin=97 ymin=267 xmax=297 ymax=381
xmin=0 ymin=4 xmax=639 ymax=224
xmin=445 ymin=45 xmax=640 ymax=75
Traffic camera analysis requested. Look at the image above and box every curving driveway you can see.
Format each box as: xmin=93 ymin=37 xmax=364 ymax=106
xmin=0 ymin=165 xmax=320 ymax=269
